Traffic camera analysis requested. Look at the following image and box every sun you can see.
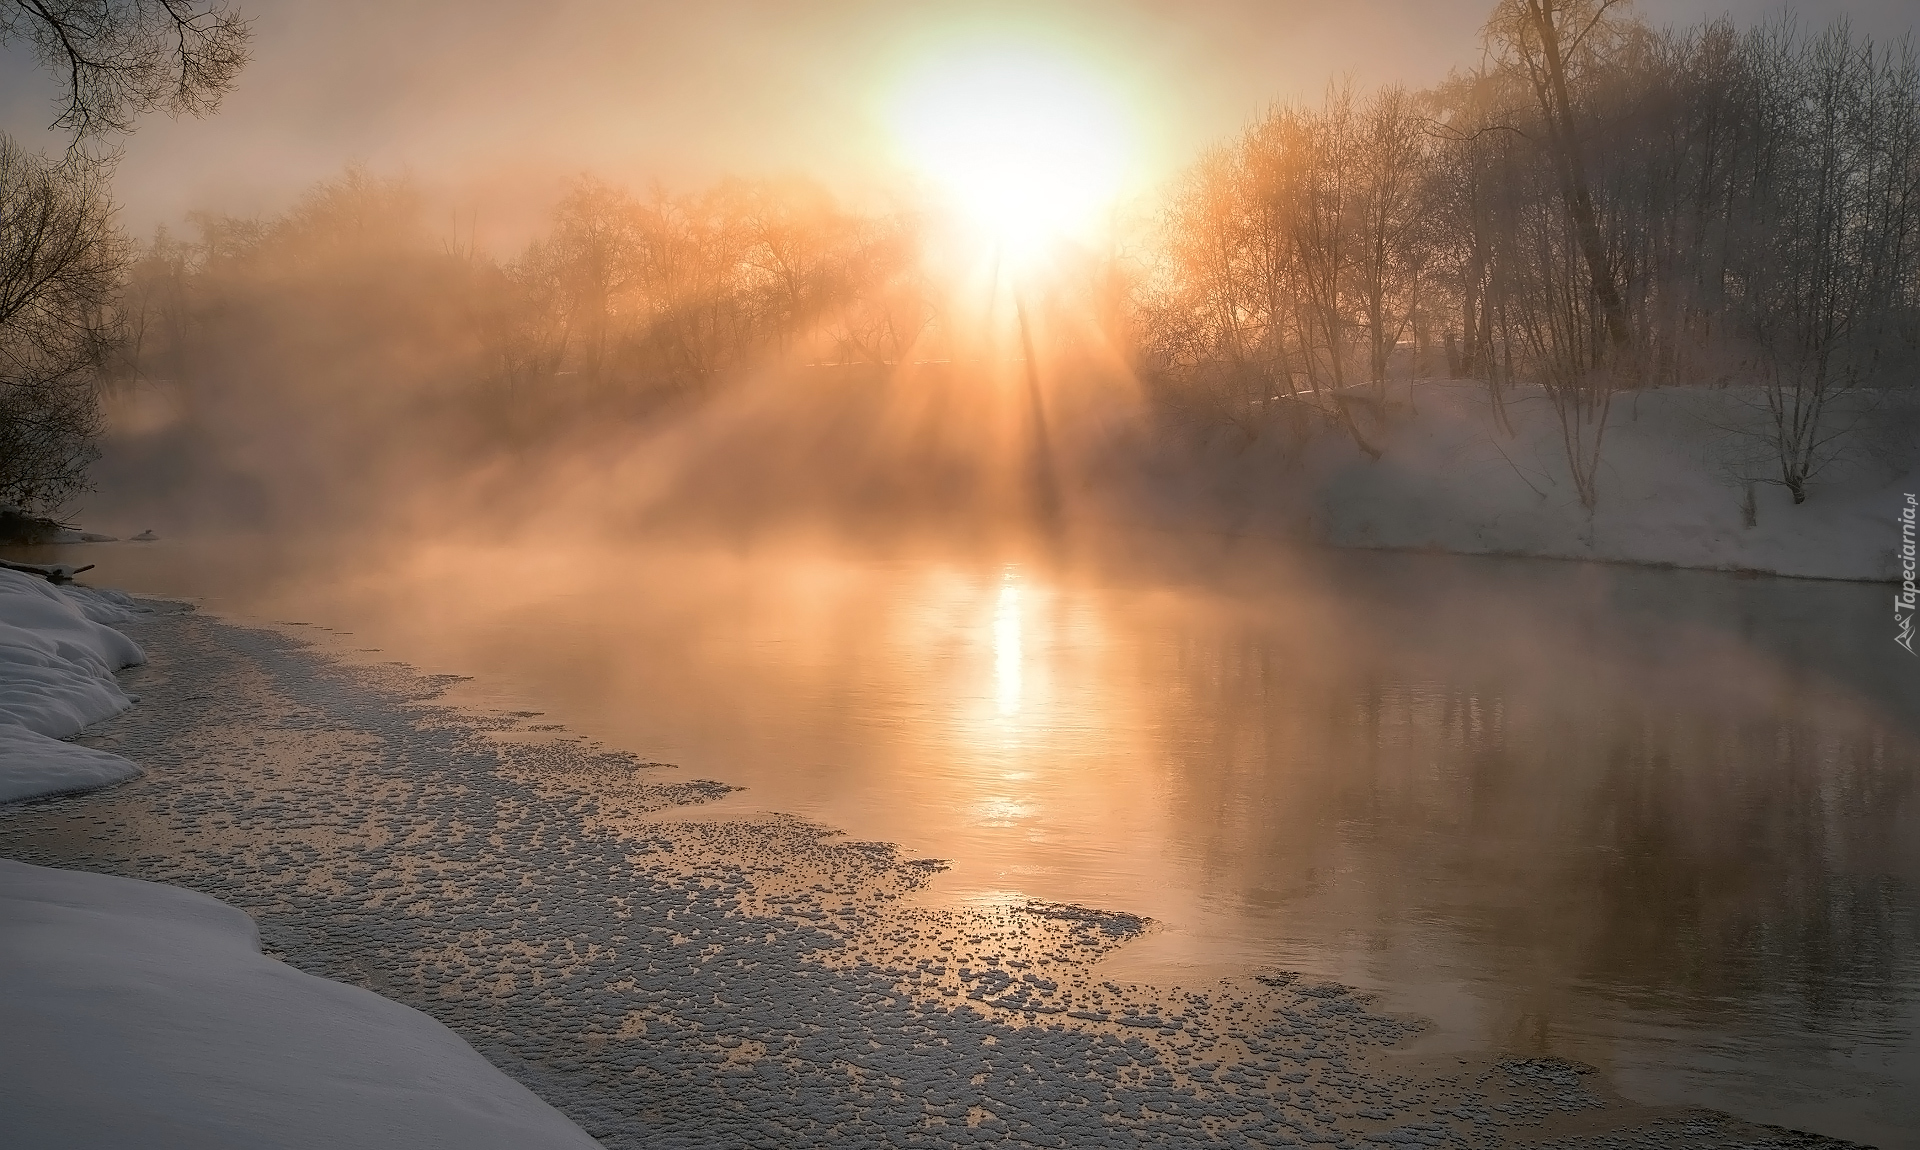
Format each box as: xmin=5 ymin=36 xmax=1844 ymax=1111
xmin=892 ymin=47 xmax=1132 ymax=262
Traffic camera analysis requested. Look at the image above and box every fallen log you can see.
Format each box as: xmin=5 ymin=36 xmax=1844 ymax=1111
xmin=0 ymin=559 xmax=95 ymax=583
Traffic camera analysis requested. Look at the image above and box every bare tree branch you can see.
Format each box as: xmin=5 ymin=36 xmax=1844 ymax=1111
xmin=1 ymin=0 xmax=250 ymax=160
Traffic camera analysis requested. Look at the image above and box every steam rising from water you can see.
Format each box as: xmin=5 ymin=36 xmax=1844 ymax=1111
xmin=8 ymin=2 xmax=1916 ymax=1141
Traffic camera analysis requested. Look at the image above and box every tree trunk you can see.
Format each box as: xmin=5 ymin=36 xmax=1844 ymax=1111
xmin=1523 ymin=0 xmax=1632 ymax=354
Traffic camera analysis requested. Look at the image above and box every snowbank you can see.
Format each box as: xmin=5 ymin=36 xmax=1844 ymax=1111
xmin=0 ymin=726 xmax=144 ymax=803
xmin=1316 ymin=384 xmax=1915 ymax=580
xmin=0 ymin=859 xmax=601 ymax=1150
xmin=0 ymin=568 xmax=147 ymax=801
xmin=1128 ymin=383 xmax=1917 ymax=581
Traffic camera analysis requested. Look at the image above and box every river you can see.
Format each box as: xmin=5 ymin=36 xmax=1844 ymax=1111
xmin=15 ymin=531 xmax=1918 ymax=1146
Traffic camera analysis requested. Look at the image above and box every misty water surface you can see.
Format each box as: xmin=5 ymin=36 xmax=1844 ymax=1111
xmin=29 ymin=534 xmax=1920 ymax=1146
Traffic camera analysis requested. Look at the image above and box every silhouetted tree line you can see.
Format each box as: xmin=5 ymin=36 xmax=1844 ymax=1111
xmin=10 ymin=0 xmax=1917 ymax=519
xmin=116 ymin=168 xmax=940 ymax=488
xmin=463 ymin=176 xmax=934 ymax=431
xmin=1135 ymin=2 xmax=1920 ymax=505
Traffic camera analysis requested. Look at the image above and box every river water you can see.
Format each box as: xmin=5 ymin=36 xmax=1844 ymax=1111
xmin=19 ymin=532 xmax=1919 ymax=1146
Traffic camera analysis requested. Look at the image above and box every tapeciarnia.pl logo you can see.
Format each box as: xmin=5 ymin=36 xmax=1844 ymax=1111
xmin=1899 ymin=493 xmax=1917 ymax=655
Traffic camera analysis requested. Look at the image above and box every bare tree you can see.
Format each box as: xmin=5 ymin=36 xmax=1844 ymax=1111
xmin=1 ymin=0 xmax=248 ymax=158
xmin=814 ymin=211 xmax=936 ymax=367
xmin=1134 ymin=3 xmax=1919 ymax=517
xmin=1352 ymin=86 xmax=1432 ymax=393
xmin=1485 ymin=0 xmax=1634 ymax=352
xmin=0 ymin=0 xmax=247 ymax=512
xmin=0 ymin=137 xmax=123 ymax=508
xmin=1724 ymin=26 xmax=1920 ymax=502
xmin=545 ymin=176 xmax=642 ymax=392
xmin=1428 ymin=67 xmax=1527 ymax=432
xmin=1140 ymin=91 xmax=1402 ymax=458
xmin=465 ymin=239 xmax=572 ymax=439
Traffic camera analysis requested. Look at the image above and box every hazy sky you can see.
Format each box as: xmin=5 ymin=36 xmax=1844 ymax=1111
xmin=2 ymin=0 xmax=1914 ymax=245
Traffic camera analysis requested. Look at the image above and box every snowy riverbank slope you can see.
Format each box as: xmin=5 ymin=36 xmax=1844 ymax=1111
xmin=0 ymin=576 xmax=603 ymax=1147
xmin=1124 ymin=383 xmax=1916 ymax=581
xmin=0 ymin=859 xmax=602 ymax=1150
xmin=0 ymin=569 xmax=147 ymax=802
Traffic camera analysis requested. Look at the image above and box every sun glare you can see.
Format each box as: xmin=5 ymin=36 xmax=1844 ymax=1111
xmin=893 ymin=48 xmax=1132 ymax=261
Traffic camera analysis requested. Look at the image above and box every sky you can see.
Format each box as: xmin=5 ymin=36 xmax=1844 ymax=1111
xmin=1 ymin=0 xmax=1915 ymax=247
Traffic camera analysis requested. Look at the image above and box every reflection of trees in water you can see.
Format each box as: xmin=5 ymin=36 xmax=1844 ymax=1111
xmin=1574 ymin=709 xmax=1912 ymax=1020
xmin=1146 ymin=564 xmax=1917 ymax=1036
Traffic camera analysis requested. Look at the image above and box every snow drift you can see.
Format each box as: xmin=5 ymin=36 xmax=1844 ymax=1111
xmin=0 ymin=859 xmax=602 ymax=1150
xmin=0 ymin=568 xmax=146 ymax=802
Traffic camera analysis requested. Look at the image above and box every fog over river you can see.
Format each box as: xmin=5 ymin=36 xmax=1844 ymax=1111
xmin=25 ymin=532 xmax=1919 ymax=1146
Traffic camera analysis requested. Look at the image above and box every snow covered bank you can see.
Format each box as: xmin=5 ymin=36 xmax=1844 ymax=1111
xmin=0 ymin=569 xmax=148 ymax=802
xmin=0 ymin=505 xmax=115 ymax=545
xmin=0 ymin=859 xmax=601 ymax=1150
xmin=1131 ymin=383 xmax=1917 ymax=581
xmin=0 ymin=725 xmax=145 ymax=804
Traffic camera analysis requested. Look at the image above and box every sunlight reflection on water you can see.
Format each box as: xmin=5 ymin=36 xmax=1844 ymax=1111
xmin=994 ymin=573 xmax=1022 ymax=718
xmin=21 ymin=533 xmax=1920 ymax=1147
